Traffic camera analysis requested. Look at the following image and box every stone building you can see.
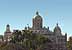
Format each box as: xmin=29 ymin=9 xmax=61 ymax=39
xmin=28 ymin=11 xmax=67 ymax=50
xmin=3 ymin=11 xmax=67 ymax=50
xmin=4 ymin=24 xmax=12 ymax=41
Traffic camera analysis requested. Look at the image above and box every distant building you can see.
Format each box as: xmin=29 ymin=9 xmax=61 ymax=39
xmin=28 ymin=11 xmax=67 ymax=50
xmin=4 ymin=24 xmax=12 ymax=41
xmin=3 ymin=11 xmax=67 ymax=50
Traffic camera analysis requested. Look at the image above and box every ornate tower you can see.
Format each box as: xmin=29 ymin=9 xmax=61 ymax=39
xmin=32 ymin=11 xmax=43 ymax=30
xmin=4 ymin=24 xmax=12 ymax=41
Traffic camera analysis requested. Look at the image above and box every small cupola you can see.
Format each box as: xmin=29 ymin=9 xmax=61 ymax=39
xmin=54 ymin=23 xmax=61 ymax=34
xmin=6 ymin=24 xmax=11 ymax=32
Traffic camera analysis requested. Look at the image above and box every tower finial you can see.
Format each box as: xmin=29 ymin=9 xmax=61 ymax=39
xmin=36 ymin=11 xmax=39 ymax=15
xmin=7 ymin=24 xmax=10 ymax=27
xmin=56 ymin=23 xmax=58 ymax=26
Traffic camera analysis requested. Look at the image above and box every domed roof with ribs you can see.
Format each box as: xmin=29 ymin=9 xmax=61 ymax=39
xmin=54 ymin=23 xmax=61 ymax=33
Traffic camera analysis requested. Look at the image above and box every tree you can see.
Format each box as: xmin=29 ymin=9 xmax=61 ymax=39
xmin=10 ymin=30 xmax=22 ymax=43
xmin=10 ymin=29 xmax=52 ymax=50
xmin=67 ymin=36 xmax=72 ymax=50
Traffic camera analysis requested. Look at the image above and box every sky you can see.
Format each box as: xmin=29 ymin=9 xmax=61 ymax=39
xmin=0 ymin=0 xmax=72 ymax=39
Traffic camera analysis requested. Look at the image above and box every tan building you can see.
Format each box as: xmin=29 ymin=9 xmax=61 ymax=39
xmin=28 ymin=11 xmax=67 ymax=50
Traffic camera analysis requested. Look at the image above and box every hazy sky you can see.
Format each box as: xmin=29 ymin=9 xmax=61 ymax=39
xmin=0 ymin=0 xmax=72 ymax=39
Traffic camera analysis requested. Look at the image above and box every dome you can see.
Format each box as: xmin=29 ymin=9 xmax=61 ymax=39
xmin=34 ymin=11 xmax=42 ymax=19
xmin=32 ymin=11 xmax=43 ymax=29
xmin=54 ymin=23 xmax=61 ymax=33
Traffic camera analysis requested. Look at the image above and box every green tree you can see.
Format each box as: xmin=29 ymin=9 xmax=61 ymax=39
xmin=67 ymin=36 xmax=72 ymax=50
xmin=10 ymin=30 xmax=52 ymax=50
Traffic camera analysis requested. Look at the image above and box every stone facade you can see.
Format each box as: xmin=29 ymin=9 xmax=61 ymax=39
xmin=28 ymin=11 xmax=67 ymax=50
